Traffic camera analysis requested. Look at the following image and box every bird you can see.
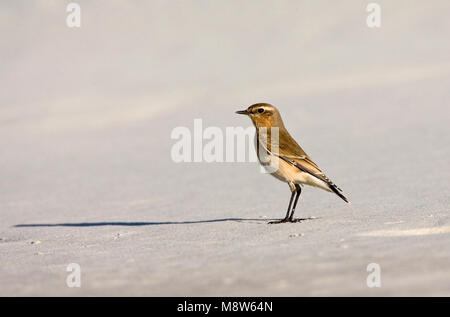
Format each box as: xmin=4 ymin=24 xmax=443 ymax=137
xmin=236 ymin=103 xmax=349 ymax=224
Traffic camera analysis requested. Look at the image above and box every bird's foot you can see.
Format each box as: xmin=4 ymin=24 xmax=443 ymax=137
xmin=268 ymin=219 xmax=288 ymax=224
xmin=268 ymin=217 xmax=302 ymax=224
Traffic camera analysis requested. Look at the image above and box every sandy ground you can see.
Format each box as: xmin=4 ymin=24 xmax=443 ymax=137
xmin=1 ymin=1 xmax=449 ymax=296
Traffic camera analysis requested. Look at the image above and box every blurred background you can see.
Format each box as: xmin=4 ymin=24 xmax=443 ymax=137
xmin=0 ymin=0 xmax=449 ymax=296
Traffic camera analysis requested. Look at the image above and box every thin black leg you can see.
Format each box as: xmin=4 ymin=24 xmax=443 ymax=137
xmin=268 ymin=189 xmax=295 ymax=224
xmin=289 ymin=185 xmax=302 ymax=222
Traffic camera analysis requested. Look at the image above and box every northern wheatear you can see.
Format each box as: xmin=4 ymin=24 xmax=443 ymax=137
xmin=236 ymin=103 xmax=349 ymax=224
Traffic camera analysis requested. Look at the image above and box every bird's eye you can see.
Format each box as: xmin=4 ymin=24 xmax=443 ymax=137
xmin=257 ymin=108 xmax=264 ymax=114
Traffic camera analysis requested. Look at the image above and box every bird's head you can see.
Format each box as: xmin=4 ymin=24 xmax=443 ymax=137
xmin=236 ymin=103 xmax=284 ymax=128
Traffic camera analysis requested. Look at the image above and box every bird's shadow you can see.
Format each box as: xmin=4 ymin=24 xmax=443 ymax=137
xmin=14 ymin=217 xmax=319 ymax=228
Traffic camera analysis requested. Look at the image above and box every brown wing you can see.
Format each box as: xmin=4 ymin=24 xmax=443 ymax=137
xmin=273 ymin=129 xmax=348 ymax=202
xmin=276 ymin=129 xmax=324 ymax=175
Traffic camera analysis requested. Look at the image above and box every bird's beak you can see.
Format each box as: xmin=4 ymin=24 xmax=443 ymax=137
xmin=235 ymin=109 xmax=248 ymax=115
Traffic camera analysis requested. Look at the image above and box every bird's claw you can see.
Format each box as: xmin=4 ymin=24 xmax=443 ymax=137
xmin=268 ymin=218 xmax=302 ymax=224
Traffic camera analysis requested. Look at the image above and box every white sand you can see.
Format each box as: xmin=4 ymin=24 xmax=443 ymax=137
xmin=1 ymin=1 xmax=449 ymax=296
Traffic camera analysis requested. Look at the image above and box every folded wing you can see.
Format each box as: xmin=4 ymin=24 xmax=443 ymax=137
xmin=274 ymin=129 xmax=349 ymax=203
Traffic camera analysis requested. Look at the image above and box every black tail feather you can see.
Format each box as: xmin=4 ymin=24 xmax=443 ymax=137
xmin=329 ymin=184 xmax=349 ymax=203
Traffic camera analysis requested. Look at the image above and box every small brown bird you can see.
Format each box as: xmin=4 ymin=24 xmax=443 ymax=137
xmin=236 ymin=103 xmax=349 ymax=224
